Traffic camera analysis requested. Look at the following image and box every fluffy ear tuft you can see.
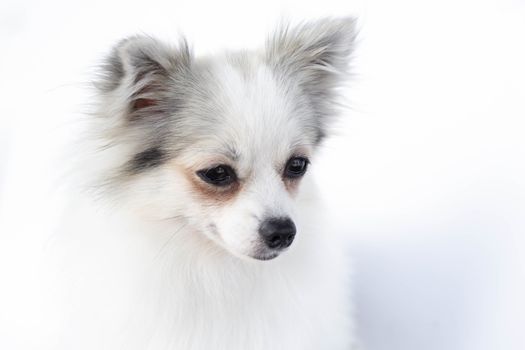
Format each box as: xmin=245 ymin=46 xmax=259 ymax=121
xmin=267 ymin=17 xmax=357 ymax=73
xmin=266 ymin=17 xmax=357 ymax=138
xmin=97 ymin=35 xmax=192 ymax=121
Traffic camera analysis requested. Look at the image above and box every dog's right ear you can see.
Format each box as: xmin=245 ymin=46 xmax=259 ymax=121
xmin=97 ymin=35 xmax=192 ymax=122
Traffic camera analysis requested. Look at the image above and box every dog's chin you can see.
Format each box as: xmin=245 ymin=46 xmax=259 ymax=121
xmin=224 ymin=247 xmax=281 ymax=262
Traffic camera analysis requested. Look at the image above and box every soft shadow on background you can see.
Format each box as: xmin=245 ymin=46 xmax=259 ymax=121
xmin=1 ymin=0 xmax=524 ymax=349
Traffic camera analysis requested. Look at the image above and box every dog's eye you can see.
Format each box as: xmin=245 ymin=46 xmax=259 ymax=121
xmin=197 ymin=165 xmax=237 ymax=186
xmin=284 ymin=157 xmax=309 ymax=179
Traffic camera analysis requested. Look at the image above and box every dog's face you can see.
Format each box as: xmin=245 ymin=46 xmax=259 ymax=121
xmin=93 ymin=18 xmax=356 ymax=260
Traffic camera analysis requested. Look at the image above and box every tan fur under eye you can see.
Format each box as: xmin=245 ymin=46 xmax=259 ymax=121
xmin=283 ymin=178 xmax=301 ymax=195
xmin=183 ymin=167 xmax=242 ymax=204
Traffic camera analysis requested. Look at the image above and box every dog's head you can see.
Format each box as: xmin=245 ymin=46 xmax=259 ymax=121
xmin=92 ymin=18 xmax=356 ymax=260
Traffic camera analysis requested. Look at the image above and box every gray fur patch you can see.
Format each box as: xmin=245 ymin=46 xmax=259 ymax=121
xmin=127 ymin=147 xmax=167 ymax=173
xmin=96 ymin=47 xmax=126 ymax=92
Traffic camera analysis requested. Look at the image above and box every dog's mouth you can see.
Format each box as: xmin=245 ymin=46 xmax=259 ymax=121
xmin=249 ymin=251 xmax=280 ymax=261
xmin=247 ymin=243 xmax=285 ymax=261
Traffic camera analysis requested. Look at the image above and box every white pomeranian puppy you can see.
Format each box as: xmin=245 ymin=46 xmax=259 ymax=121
xmin=50 ymin=17 xmax=358 ymax=350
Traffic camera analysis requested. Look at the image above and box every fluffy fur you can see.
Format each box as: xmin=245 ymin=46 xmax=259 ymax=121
xmin=54 ymin=17 xmax=358 ymax=350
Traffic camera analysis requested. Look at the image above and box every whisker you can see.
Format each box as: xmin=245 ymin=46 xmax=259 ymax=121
xmin=154 ymin=221 xmax=189 ymax=262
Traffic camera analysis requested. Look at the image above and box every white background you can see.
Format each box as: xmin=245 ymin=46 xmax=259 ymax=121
xmin=1 ymin=0 xmax=524 ymax=349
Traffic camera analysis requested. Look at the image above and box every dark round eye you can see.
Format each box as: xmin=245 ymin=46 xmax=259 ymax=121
xmin=197 ymin=165 xmax=237 ymax=186
xmin=284 ymin=157 xmax=309 ymax=178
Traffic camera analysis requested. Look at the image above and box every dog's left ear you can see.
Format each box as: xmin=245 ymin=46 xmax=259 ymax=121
xmin=266 ymin=17 xmax=357 ymax=139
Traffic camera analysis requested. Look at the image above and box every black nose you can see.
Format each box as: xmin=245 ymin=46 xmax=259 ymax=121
xmin=258 ymin=217 xmax=296 ymax=250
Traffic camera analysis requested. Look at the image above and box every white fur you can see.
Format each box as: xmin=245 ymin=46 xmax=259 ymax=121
xmin=49 ymin=18 xmax=358 ymax=350
xmin=51 ymin=179 xmax=355 ymax=350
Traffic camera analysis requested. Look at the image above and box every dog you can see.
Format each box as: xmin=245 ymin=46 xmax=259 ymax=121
xmin=53 ymin=17 xmax=358 ymax=350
